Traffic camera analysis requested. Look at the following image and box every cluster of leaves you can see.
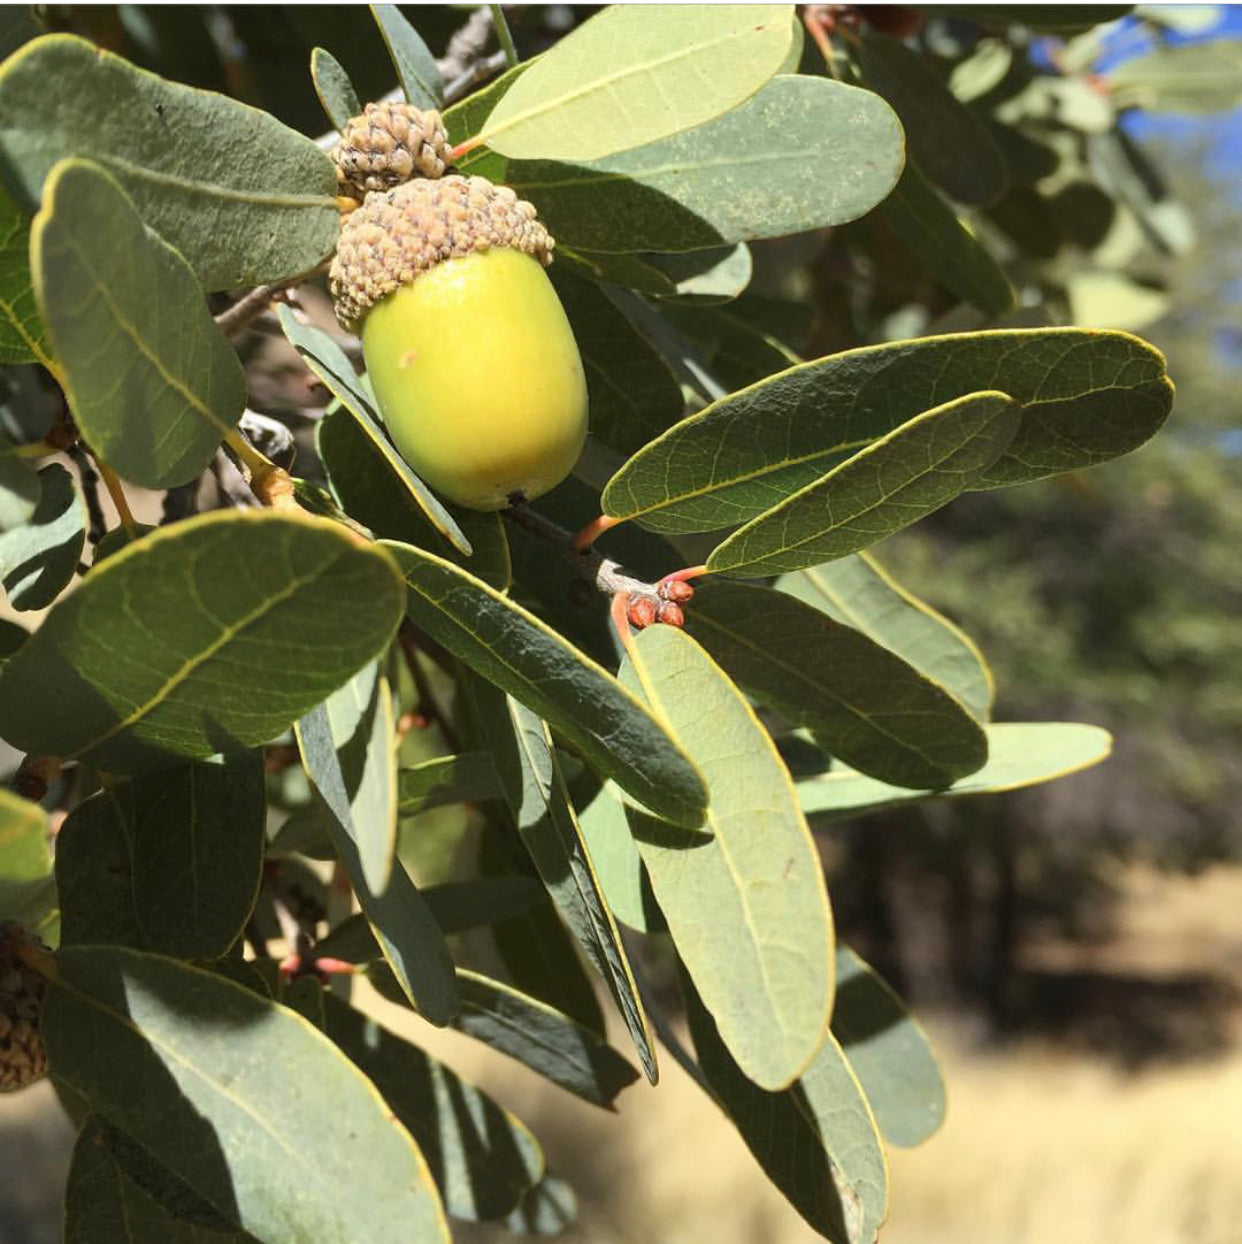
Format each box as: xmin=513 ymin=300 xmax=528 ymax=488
xmin=0 ymin=3 xmax=1220 ymax=1240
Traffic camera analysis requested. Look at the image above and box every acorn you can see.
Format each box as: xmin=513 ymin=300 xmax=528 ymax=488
xmin=331 ymin=102 xmax=451 ymax=201
xmin=0 ymin=922 xmax=48 ymax=1093
xmin=329 ymin=174 xmax=588 ymax=511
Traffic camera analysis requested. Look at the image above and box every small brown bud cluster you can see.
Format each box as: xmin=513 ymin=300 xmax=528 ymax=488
xmin=329 ymin=174 xmax=554 ymax=330
xmin=626 ymin=579 xmax=695 ymax=631
xmin=332 ymin=102 xmax=451 ymax=201
xmin=1 ymin=923 xmax=48 ymax=1093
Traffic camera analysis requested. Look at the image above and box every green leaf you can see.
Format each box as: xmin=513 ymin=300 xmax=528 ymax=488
xmin=0 ymin=510 xmax=406 ymax=772
xmin=128 ymin=753 xmax=265 ymax=960
xmin=473 ymin=5 xmax=795 ymax=161
xmin=384 ymin=539 xmax=708 ymax=829
xmin=296 ymin=669 xmax=459 ymax=1025
xmin=65 ymin=1115 xmax=255 ymax=1243
xmin=779 ymin=556 xmax=993 ymax=722
xmin=549 ymin=270 xmax=684 ymax=456
xmin=397 ymin=751 xmax=503 ymax=816
xmin=65 ymin=1119 xmax=245 ymax=1242
xmin=1109 ymin=40 xmax=1242 ymax=113
xmin=685 ymin=580 xmax=988 ymax=789
xmin=301 ymin=661 xmax=396 ymax=895
xmin=602 ymin=328 xmax=1172 ymax=533
xmin=31 ymin=159 xmax=246 ymax=489
xmin=880 ymin=160 xmax=1016 ymax=316
xmin=0 ymin=442 xmax=38 ymax=533
xmin=443 ymin=61 xmax=531 ymax=147
xmin=471 ymin=681 xmax=657 ymax=1082
xmin=503 ymin=1176 xmax=577 ymax=1236
xmin=0 ymin=787 xmax=56 ymax=940
xmin=371 ymin=4 xmax=443 ymax=109
xmin=707 ymin=391 xmax=1020 ymax=576
xmin=314 ymin=876 xmax=544 ymax=960
xmin=860 ymin=33 xmax=1008 ymax=207
xmin=501 ymin=76 xmax=905 ymax=253
xmin=661 ymin=303 xmax=801 ymax=393
xmin=619 ymin=625 xmax=835 ymax=1091
xmin=279 ymin=307 xmax=472 ymax=557
xmin=0 ymin=615 xmax=26 ymax=663
xmin=0 ymin=35 xmax=339 ymax=290
xmin=682 ymin=967 xmax=888 ymax=1243
xmin=576 ymin=781 xmax=659 ymax=934
xmin=311 ymin=46 xmax=361 ymax=131
xmin=555 ymin=247 xmax=677 ymax=296
xmin=56 ymin=792 xmax=144 ymax=949
xmin=650 ymin=244 xmax=753 ymax=303
xmin=0 ymin=462 xmax=85 ymax=610
xmin=454 ymin=969 xmax=640 ymax=1108
xmin=474 ymin=823 xmax=607 ymax=1037
xmin=0 ymin=181 xmax=50 ymax=366
xmin=316 ymin=406 xmax=507 ymax=586
xmin=798 ymin=721 xmax=1112 ymax=817
xmin=323 ymin=993 xmax=543 ymax=1222
xmin=44 ymin=946 xmax=450 ymax=1243
xmin=832 ymin=947 xmax=945 ymax=1148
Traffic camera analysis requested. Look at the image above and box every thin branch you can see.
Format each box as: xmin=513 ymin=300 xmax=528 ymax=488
xmin=398 ymin=621 xmax=462 ymax=752
xmin=503 ymin=501 xmax=696 ymax=630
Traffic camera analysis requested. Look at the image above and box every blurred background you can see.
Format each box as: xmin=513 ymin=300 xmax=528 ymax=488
xmin=3 ymin=5 xmax=1242 ymax=1242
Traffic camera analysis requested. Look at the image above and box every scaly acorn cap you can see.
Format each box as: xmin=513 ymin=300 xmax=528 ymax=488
xmin=329 ymin=174 xmax=554 ymax=330
xmin=0 ymin=922 xmax=48 ymax=1093
xmin=332 ymin=102 xmax=452 ymax=201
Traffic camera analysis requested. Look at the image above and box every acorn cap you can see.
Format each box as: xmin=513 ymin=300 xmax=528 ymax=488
xmin=0 ymin=923 xmax=47 ymax=1093
xmin=332 ymin=102 xmax=451 ymax=201
xmin=329 ymin=174 xmax=554 ymax=330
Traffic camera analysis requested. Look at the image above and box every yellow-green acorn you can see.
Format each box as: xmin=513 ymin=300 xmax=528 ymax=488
xmin=329 ymin=173 xmax=588 ymax=511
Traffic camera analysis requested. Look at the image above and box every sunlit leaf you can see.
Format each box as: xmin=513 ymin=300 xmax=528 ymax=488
xmin=44 ymin=946 xmax=450 ymax=1242
xmin=473 ymin=5 xmax=795 ymax=161
xmin=324 ymin=993 xmax=543 ymax=1222
xmin=384 ymin=539 xmax=707 ymax=829
xmin=371 ymin=4 xmax=443 ymax=108
xmin=797 ymin=721 xmax=1113 ymax=817
xmin=602 ymin=328 xmax=1172 ymax=533
xmin=1109 ymin=40 xmax=1242 ymax=113
xmin=686 ymin=580 xmax=988 ymax=789
xmin=0 ymin=182 xmax=50 ymax=367
xmin=620 ymin=625 xmax=834 ymax=1090
xmin=0 ymin=35 xmax=339 ymax=289
xmin=296 ymin=667 xmax=458 ymax=1025
xmin=683 ymin=966 xmax=888 ymax=1243
xmin=454 ymin=969 xmax=640 ymax=1108
xmin=833 ymin=947 xmax=946 ymax=1148
xmin=0 ymin=511 xmax=406 ymax=772
xmin=706 ymin=391 xmax=1020 ymax=576
xmin=779 ymin=556 xmax=993 ymax=722
xmin=311 ymin=46 xmax=361 ymax=130
xmin=0 ymin=787 xmax=56 ymax=942
xmin=0 ymin=462 xmax=84 ymax=610
xmin=32 ymin=159 xmax=246 ymax=488
xmin=468 ymin=679 xmax=657 ymax=1082
xmin=500 ymin=76 xmax=904 ymax=252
